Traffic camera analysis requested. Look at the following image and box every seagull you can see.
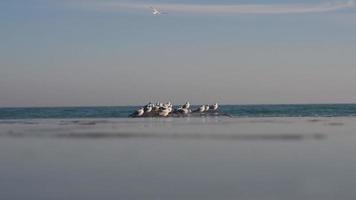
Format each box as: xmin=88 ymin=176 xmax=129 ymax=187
xmin=134 ymin=108 xmax=144 ymax=117
xmin=204 ymin=105 xmax=210 ymax=112
xmin=167 ymin=103 xmax=173 ymax=113
xmin=194 ymin=105 xmax=205 ymax=113
xmin=168 ymin=107 xmax=173 ymax=114
xmin=182 ymin=101 xmax=190 ymax=109
xmin=150 ymin=7 xmax=167 ymax=15
xmin=152 ymin=105 xmax=159 ymax=112
xmin=210 ymin=103 xmax=219 ymax=111
xmin=176 ymin=107 xmax=189 ymax=115
xmin=158 ymin=107 xmax=170 ymax=117
xmin=144 ymin=105 xmax=152 ymax=113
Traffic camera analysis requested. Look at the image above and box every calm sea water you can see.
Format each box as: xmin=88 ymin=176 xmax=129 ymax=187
xmin=1 ymin=104 xmax=356 ymax=119
xmin=1 ymin=118 xmax=356 ymax=200
xmin=1 ymin=109 xmax=356 ymax=200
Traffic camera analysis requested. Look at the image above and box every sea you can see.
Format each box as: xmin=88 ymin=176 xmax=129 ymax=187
xmin=1 ymin=104 xmax=356 ymax=119
xmin=2 ymin=104 xmax=356 ymax=200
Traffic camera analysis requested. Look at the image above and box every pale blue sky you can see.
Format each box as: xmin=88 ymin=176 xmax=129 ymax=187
xmin=1 ymin=0 xmax=356 ymax=107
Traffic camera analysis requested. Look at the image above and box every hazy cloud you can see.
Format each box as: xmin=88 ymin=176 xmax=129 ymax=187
xmin=92 ymin=0 xmax=355 ymax=14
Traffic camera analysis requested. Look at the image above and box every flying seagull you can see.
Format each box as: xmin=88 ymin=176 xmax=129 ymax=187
xmin=150 ymin=7 xmax=167 ymax=15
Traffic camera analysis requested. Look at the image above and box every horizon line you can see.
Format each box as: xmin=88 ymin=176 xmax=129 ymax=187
xmin=2 ymin=102 xmax=356 ymax=109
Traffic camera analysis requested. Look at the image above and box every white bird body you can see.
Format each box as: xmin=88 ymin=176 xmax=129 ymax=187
xmin=177 ymin=107 xmax=189 ymax=114
xmin=144 ymin=106 xmax=152 ymax=113
xmin=211 ymin=103 xmax=219 ymax=111
xmin=153 ymin=8 xmax=160 ymax=15
xmin=199 ymin=105 xmax=205 ymax=113
xmin=150 ymin=7 xmax=166 ymax=15
xmin=182 ymin=101 xmax=190 ymax=109
xmin=158 ymin=107 xmax=170 ymax=117
xmin=136 ymin=108 xmax=144 ymax=117
xmin=204 ymin=105 xmax=210 ymax=112
xmin=153 ymin=105 xmax=160 ymax=112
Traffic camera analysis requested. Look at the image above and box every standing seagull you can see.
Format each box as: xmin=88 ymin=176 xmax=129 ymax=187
xmin=182 ymin=101 xmax=190 ymax=109
xmin=158 ymin=107 xmax=170 ymax=117
xmin=131 ymin=107 xmax=144 ymax=117
xmin=204 ymin=105 xmax=210 ymax=112
xmin=210 ymin=103 xmax=219 ymax=111
xmin=194 ymin=105 xmax=205 ymax=113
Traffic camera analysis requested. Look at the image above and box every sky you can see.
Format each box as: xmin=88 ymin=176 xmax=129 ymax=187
xmin=1 ymin=0 xmax=356 ymax=107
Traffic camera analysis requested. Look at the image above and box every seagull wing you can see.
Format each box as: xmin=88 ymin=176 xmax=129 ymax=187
xmin=150 ymin=7 xmax=159 ymax=12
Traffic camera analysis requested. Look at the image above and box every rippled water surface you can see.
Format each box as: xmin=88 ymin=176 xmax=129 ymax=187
xmin=1 ymin=118 xmax=356 ymax=200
